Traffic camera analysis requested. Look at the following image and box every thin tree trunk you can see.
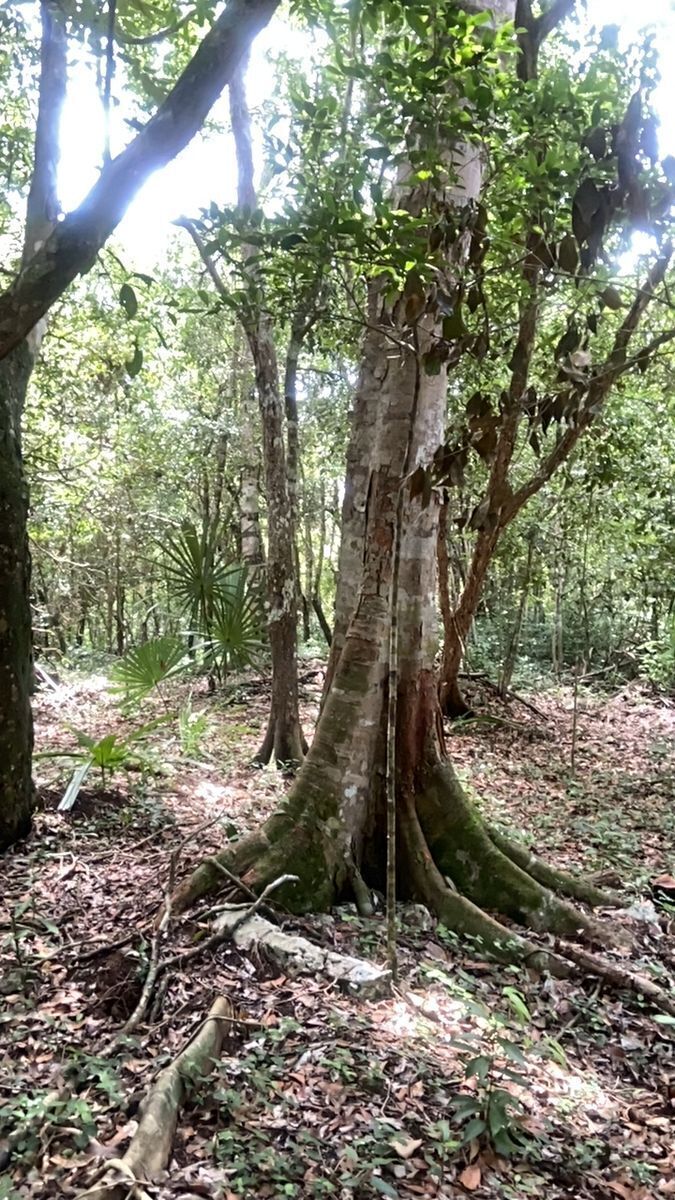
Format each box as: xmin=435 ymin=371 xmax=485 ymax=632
xmin=114 ymin=528 xmax=125 ymax=655
xmin=0 ymin=1 xmax=67 ymax=851
xmin=499 ymin=528 xmax=536 ymax=697
xmin=579 ymin=489 xmax=593 ymax=664
xmin=439 ymin=524 xmax=500 ymax=716
xmin=229 ymin=62 xmax=305 ymax=767
xmin=285 ymin=328 xmax=309 ymax=642
xmin=0 ymin=345 xmax=36 ymax=849
xmin=552 ymin=548 xmax=566 ymax=678
xmin=310 ymin=480 xmax=332 ymax=645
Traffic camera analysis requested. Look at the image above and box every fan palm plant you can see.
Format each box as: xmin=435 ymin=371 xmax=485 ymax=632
xmin=162 ymin=521 xmax=264 ymax=682
xmin=204 ymin=563 xmax=263 ymax=678
xmin=163 ymin=521 xmax=231 ymax=635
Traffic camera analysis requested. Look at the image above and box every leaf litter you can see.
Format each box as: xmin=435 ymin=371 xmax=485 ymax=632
xmin=1 ymin=670 xmax=674 ymax=1199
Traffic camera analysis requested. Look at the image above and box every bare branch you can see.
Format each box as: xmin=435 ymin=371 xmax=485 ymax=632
xmin=174 ymin=216 xmax=228 ymax=297
xmin=116 ymin=7 xmax=198 ymax=46
xmin=537 ymin=0 xmax=578 ymax=44
xmin=24 ymin=0 xmax=68 ymax=263
xmin=229 ymin=59 xmax=257 ymax=213
xmin=0 ymin=0 xmax=279 ymax=361
xmin=516 ymin=0 xmax=577 ymax=81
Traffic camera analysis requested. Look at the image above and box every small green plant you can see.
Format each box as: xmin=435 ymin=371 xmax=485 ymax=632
xmin=178 ymin=700 xmax=210 ymax=759
xmin=1 ymin=897 xmax=60 ymax=993
xmin=449 ymin=987 xmax=538 ymax=1158
xmin=38 ymin=719 xmax=168 ymax=811
xmin=0 ymin=1089 xmax=98 ymax=1168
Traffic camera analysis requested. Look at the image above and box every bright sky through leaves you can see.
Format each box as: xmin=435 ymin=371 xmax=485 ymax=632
xmin=57 ymin=0 xmax=675 ymax=267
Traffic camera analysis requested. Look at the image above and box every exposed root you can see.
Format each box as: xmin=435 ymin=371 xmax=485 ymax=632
xmin=557 ymin=941 xmax=675 ymax=1021
xmin=401 ymin=804 xmax=675 ymax=1019
xmin=171 ymin=827 xmax=272 ymax=914
xmin=398 ymin=796 xmax=572 ymax=978
xmin=488 ymin=826 xmax=625 ymax=909
xmin=215 ymin=904 xmax=390 ymax=997
xmin=416 ymin=763 xmax=628 ymax=949
xmin=172 ymin=796 xmax=345 ymax=917
xmin=78 ymin=997 xmax=234 ymax=1200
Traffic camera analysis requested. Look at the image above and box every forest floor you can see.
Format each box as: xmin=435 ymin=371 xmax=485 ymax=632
xmin=2 ymin=664 xmax=675 ymax=1200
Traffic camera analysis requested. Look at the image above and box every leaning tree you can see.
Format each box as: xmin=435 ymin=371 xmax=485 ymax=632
xmin=174 ymin=0 xmax=659 ymax=976
xmin=432 ymin=12 xmax=675 ymax=714
xmin=0 ymin=0 xmax=280 ymax=851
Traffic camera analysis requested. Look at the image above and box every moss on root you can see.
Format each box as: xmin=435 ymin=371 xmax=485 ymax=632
xmin=487 ymin=826 xmax=624 ymax=909
xmin=398 ymin=796 xmax=571 ymax=976
xmin=415 ymin=763 xmax=623 ymax=946
xmin=172 ymin=799 xmax=345 ymax=916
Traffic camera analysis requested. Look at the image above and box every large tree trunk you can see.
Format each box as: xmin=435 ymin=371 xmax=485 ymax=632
xmin=174 ymin=1 xmax=621 ymax=965
xmin=0 ymin=345 xmax=35 ymax=850
xmin=175 ymin=279 xmax=612 ymax=958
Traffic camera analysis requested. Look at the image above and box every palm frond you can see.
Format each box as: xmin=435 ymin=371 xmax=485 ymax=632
xmin=110 ymin=635 xmax=188 ymax=706
xmin=204 ymin=563 xmax=264 ymax=675
xmin=163 ymin=521 xmax=231 ymax=618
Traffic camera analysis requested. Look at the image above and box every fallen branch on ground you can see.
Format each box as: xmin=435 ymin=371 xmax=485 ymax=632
xmin=121 ymin=819 xmax=235 ymax=1032
xmin=459 ymin=671 xmax=549 ymax=720
xmin=214 ymin=904 xmax=391 ymax=997
xmin=121 ymin=885 xmax=172 ymax=1035
xmin=78 ymin=996 xmax=234 ymax=1200
xmin=160 ymin=873 xmax=298 ymax=973
xmin=558 ymin=941 xmax=675 ymax=1020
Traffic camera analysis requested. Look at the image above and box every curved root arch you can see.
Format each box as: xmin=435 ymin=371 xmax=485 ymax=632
xmin=172 ymin=761 xmax=675 ymax=1019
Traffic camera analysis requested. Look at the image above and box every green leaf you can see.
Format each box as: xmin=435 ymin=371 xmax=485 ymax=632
xmin=371 ymin=1178 xmax=398 ymax=1198
xmin=498 ymin=1038 xmax=527 ymax=1066
xmin=460 ymin=1117 xmax=487 ymax=1144
xmin=405 ymin=9 xmax=428 ymax=38
xmin=119 ymin=282 xmax=138 ymax=318
xmin=542 ymin=1036 xmax=569 ymax=1067
xmin=502 ymin=987 xmax=531 ymax=1024
xmin=465 ymin=1055 xmax=491 ymax=1083
xmin=110 ymin=636 xmax=188 ymax=707
xmin=125 ymin=344 xmax=143 ymax=377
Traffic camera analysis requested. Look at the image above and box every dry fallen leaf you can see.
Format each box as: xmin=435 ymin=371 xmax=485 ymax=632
xmin=458 ymin=1162 xmax=482 ymax=1191
xmin=391 ymin=1134 xmax=422 ymax=1159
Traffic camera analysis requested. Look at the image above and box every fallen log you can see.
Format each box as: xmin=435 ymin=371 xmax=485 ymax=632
xmin=79 ymin=996 xmax=233 ymax=1200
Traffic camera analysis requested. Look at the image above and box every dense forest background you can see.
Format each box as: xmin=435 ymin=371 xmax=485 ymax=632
xmin=2 ymin=1 xmax=675 ymax=1198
